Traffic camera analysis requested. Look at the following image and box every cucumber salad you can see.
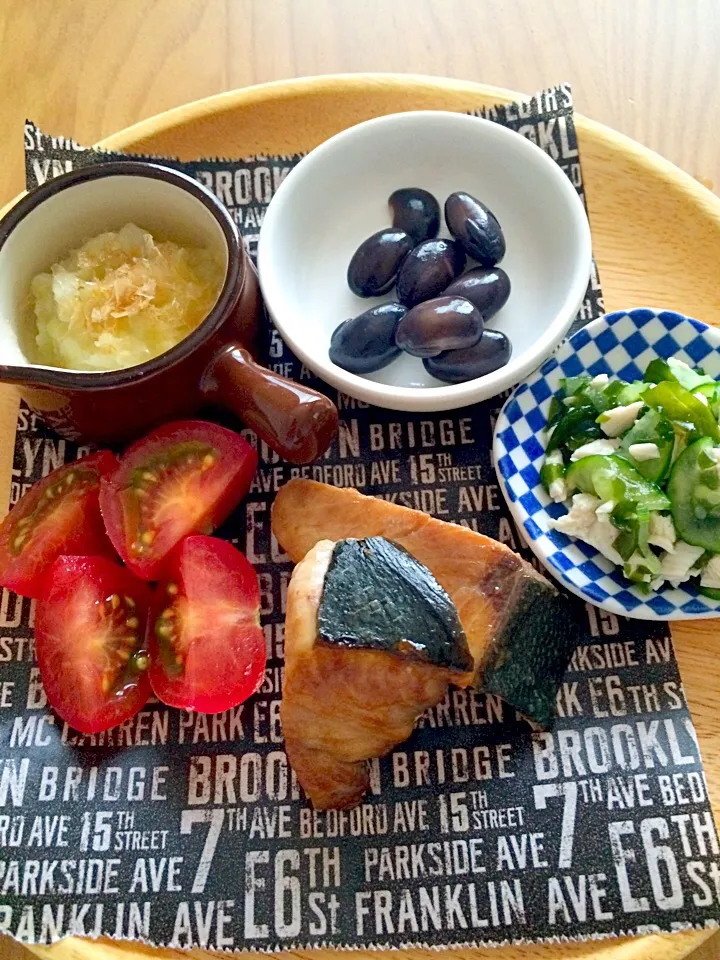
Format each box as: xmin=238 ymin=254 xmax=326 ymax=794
xmin=541 ymin=356 xmax=720 ymax=597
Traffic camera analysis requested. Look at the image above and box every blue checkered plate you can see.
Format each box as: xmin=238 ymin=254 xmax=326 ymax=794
xmin=493 ymin=308 xmax=720 ymax=620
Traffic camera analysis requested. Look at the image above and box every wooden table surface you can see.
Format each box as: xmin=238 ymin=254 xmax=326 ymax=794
xmin=1 ymin=2 xmax=720 ymax=959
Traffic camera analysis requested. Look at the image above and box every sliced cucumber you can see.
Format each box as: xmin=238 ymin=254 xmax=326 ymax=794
xmin=617 ymin=409 xmax=674 ymax=483
xmin=668 ymin=437 xmax=720 ymax=552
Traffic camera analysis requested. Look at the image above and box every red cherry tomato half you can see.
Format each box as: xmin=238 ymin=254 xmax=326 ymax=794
xmin=100 ymin=420 xmax=258 ymax=581
xmin=0 ymin=450 xmax=118 ymax=598
xmin=148 ymin=535 xmax=266 ymax=713
xmin=35 ymin=556 xmax=152 ymax=734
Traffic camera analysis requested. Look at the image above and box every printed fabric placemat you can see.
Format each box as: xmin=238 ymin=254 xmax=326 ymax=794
xmin=0 ymin=84 xmax=718 ymax=950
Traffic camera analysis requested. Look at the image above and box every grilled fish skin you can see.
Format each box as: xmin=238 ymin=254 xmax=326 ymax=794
xmin=282 ymin=539 xmax=464 ymax=809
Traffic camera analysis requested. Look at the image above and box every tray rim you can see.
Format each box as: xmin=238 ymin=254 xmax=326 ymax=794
xmin=94 ymin=72 xmax=720 ymax=217
xmin=13 ymin=73 xmax=720 ymax=960
xmin=7 ymin=73 xmax=720 ymax=228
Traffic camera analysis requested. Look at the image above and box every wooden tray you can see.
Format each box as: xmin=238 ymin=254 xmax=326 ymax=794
xmin=10 ymin=74 xmax=720 ymax=960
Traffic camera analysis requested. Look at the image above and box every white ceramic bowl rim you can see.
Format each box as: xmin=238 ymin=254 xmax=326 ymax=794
xmin=258 ymin=110 xmax=593 ymax=408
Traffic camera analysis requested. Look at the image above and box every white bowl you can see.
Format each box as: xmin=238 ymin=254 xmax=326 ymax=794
xmin=258 ymin=110 xmax=592 ymax=411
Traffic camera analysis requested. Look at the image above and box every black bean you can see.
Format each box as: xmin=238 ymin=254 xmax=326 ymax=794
xmin=347 ymin=229 xmax=414 ymax=297
xmin=444 ymin=266 xmax=511 ymax=320
xmin=444 ymin=192 xmax=506 ymax=266
xmin=388 ymin=187 xmax=440 ymax=243
xmin=396 ymin=239 xmax=466 ymax=307
xmin=329 ymin=302 xmax=407 ymax=374
xmin=395 ymin=296 xmax=483 ymax=359
xmin=423 ymin=329 xmax=512 ymax=382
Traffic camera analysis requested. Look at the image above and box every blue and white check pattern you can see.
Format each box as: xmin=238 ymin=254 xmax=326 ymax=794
xmin=494 ymin=309 xmax=720 ymax=620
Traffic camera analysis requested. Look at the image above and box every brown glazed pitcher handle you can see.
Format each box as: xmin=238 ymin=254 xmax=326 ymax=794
xmin=201 ymin=345 xmax=338 ymax=464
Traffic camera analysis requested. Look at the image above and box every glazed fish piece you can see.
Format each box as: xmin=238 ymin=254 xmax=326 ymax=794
xmin=282 ymin=536 xmax=474 ymax=809
xmin=273 ymin=479 xmax=579 ymax=727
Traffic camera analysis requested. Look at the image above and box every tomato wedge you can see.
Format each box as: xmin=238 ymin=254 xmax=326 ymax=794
xmin=0 ymin=450 xmax=117 ymax=598
xmin=100 ymin=420 xmax=257 ymax=580
xmin=35 ymin=556 xmax=151 ymax=734
xmin=148 ymin=536 xmax=266 ymax=713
